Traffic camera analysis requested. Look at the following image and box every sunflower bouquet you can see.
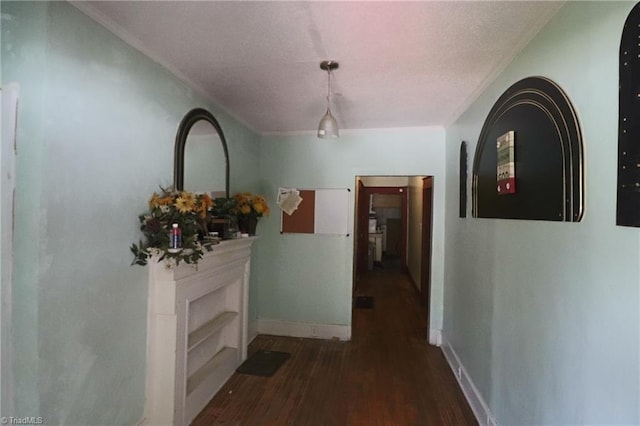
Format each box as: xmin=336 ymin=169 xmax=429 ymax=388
xmin=233 ymin=192 xmax=270 ymax=235
xmin=130 ymin=187 xmax=215 ymax=267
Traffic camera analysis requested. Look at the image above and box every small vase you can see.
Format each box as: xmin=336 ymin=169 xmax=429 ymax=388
xmin=239 ymin=216 xmax=258 ymax=236
xmin=223 ymin=216 xmax=239 ymax=239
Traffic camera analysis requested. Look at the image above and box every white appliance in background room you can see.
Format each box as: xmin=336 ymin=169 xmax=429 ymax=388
xmin=368 ymin=211 xmax=383 ymax=268
xmin=368 ymin=196 xmax=377 ymax=232
xmin=369 ymin=215 xmax=377 ymax=233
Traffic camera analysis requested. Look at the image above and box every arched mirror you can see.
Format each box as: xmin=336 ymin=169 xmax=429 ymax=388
xmin=174 ymin=108 xmax=229 ymax=197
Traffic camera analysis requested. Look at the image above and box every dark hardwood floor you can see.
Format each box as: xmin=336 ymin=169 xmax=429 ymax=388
xmin=193 ymin=262 xmax=477 ymax=425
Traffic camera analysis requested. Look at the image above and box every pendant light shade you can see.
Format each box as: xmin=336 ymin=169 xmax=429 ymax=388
xmin=318 ymin=60 xmax=339 ymax=139
xmin=318 ymin=108 xmax=339 ymax=138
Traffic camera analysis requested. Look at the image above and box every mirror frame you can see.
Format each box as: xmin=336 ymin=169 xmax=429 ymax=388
xmin=173 ymin=108 xmax=230 ymax=197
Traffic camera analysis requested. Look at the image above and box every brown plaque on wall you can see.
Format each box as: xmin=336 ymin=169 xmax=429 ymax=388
xmin=281 ymin=190 xmax=315 ymax=233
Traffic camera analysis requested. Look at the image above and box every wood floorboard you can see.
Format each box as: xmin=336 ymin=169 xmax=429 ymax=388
xmin=192 ymin=267 xmax=477 ymax=426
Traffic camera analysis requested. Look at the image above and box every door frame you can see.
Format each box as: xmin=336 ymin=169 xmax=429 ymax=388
xmin=354 ymin=180 xmax=370 ymax=287
xmin=420 ymin=177 xmax=434 ymax=333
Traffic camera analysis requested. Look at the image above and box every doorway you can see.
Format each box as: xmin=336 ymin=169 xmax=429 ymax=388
xmin=355 ymin=184 xmax=407 ymax=280
xmin=352 ymin=176 xmax=434 ymax=340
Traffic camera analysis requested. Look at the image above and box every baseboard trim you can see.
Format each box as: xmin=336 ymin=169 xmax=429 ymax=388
xmin=248 ymin=320 xmax=258 ymax=344
xmin=257 ymin=319 xmax=351 ymax=341
xmin=441 ymin=333 xmax=497 ymax=426
xmin=428 ymin=328 xmax=442 ymax=346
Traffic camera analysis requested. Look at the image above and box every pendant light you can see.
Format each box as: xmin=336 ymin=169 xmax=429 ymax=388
xmin=317 ymin=60 xmax=339 ymax=139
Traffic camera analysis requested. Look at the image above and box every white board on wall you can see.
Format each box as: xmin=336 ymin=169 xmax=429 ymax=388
xmin=314 ymin=189 xmax=350 ymax=235
xmin=280 ymin=188 xmax=351 ymax=235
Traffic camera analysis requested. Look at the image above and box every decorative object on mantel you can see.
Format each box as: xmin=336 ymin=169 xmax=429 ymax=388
xmin=233 ymin=192 xmax=270 ymax=236
xmin=209 ymin=196 xmax=238 ymax=238
xmin=130 ymin=187 xmax=218 ymax=267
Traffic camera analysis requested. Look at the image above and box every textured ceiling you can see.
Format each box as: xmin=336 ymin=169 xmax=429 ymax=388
xmin=72 ymin=1 xmax=564 ymax=134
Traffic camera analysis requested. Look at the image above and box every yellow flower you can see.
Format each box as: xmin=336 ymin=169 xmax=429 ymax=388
xmin=149 ymin=192 xmax=161 ymax=209
xmin=198 ymin=201 xmax=208 ymax=219
xmin=202 ymin=193 xmax=213 ymax=209
xmin=175 ymin=192 xmax=196 ymax=213
xmin=158 ymin=196 xmax=174 ymax=205
xmin=232 ymin=192 xmax=270 ymax=217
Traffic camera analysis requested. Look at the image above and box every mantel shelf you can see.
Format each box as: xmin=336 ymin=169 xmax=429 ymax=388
xmin=143 ymin=237 xmax=256 ymax=426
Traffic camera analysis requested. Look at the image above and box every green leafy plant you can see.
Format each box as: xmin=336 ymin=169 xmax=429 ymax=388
xmin=210 ymin=197 xmax=238 ymax=218
xmin=130 ymin=187 xmax=215 ymax=267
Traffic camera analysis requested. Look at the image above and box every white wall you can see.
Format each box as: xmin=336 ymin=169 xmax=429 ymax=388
xmin=444 ymin=2 xmax=639 ymax=424
xmin=257 ymin=128 xmax=446 ymax=339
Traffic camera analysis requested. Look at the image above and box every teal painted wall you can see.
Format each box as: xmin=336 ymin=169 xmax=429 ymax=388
xmin=257 ymin=129 xmax=446 ymax=332
xmin=1 ymin=2 xmax=260 ymax=424
xmin=8 ymin=0 xmax=637 ymax=424
xmin=444 ymin=1 xmax=640 ymax=424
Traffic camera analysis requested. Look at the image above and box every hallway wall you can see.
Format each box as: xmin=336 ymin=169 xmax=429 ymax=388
xmin=1 ymin=2 xmax=260 ymax=423
xmin=444 ymin=1 xmax=639 ymax=424
xmin=257 ymin=129 xmax=446 ymax=340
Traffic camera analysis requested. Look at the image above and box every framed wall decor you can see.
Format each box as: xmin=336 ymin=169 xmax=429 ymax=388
xmin=617 ymin=2 xmax=640 ymax=227
xmin=472 ymin=76 xmax=584 ymax=221
xmin=496 ymin=131 xmax=516 ymax=195
xmin=460 ymin=141 xmax=467 ymax=218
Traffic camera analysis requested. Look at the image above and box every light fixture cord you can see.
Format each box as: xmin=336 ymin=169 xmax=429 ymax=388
xmin=326 ymin=68 xmax=332 ymax=107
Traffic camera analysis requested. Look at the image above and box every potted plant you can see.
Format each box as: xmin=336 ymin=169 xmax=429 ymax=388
xmin=233 ymin=192 xmax=270 ymax=235
xmin=209 ymin=196 xmax=239 ymax=239
xmin=130 ymin=187 xmax=216 ymax=267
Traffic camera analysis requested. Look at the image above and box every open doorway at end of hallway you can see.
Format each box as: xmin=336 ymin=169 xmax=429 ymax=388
xmin=352 ymin=176 xmax=434 ymax=341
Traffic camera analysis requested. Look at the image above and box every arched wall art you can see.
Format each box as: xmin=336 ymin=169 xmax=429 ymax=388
xmin=460 ymin=141 xmax=467 ymax=218
xmin=617 ymin=2 xmax=640 ymax=227
xmin=472 ymin=76 xmax=584 ymax=221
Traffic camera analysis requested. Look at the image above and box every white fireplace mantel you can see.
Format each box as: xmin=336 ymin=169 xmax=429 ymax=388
xmin=141 ymin=237 xmax=256 ymax=426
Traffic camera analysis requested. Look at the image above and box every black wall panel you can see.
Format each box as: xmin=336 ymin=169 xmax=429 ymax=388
xmin=460 ymin=141 xmax=467 ymax=218
xmin=617 ymin=2 xmax=640 ymax=227
xmin=472 ymin=77 xmax=584 ymax=221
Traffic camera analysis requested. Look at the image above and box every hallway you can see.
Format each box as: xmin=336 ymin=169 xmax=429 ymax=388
xmin=193 ymin=267 xmax=476 ymax=425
